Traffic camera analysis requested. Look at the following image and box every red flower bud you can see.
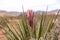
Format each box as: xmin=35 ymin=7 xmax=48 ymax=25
xmin=26 ymin=10 xmax=34 ymax=31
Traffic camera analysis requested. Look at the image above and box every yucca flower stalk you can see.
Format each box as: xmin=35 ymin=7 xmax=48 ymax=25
xmin=26 ymin=10 xmax=34 ymax=31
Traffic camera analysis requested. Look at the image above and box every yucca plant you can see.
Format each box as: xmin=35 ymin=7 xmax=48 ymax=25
xmin=0 ymin=9 xmax=60 ymax=40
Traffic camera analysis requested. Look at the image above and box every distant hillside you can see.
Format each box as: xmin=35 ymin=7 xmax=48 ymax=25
xmin=48 ymin=9 xmax=60 ymax=13
xmin=0 ymin=9 xmax=60 ymax=17
xmin=49 ymin=9 xmax=59 ymax=12
xmin=35 ymin=9 xmax=60 ymax=15
xmin=0 ymin=10 xmax=21 ymax=17
xmin=8 ymin=11 xmax=20 ymax=16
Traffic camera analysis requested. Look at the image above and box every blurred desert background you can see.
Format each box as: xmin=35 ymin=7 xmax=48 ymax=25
xmin=0 ymin=9 xmax=60 ymax=40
